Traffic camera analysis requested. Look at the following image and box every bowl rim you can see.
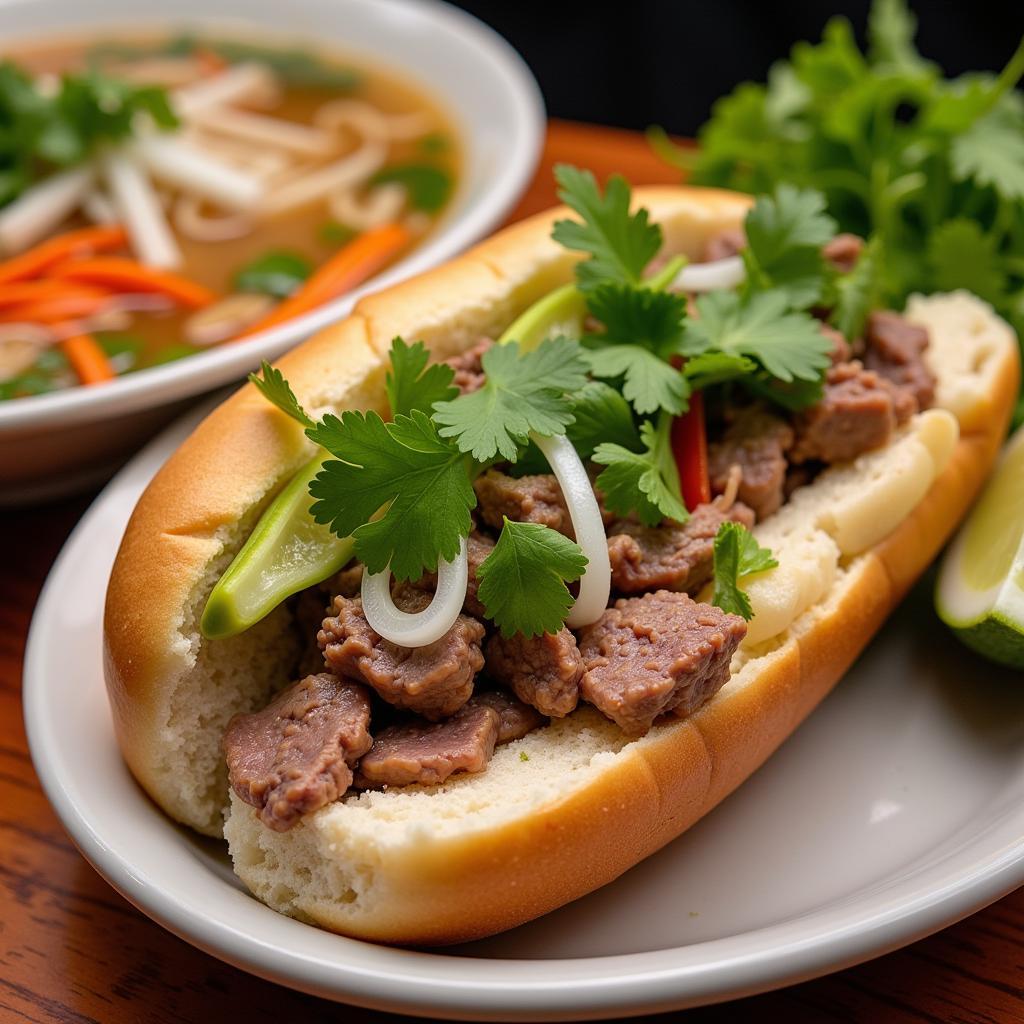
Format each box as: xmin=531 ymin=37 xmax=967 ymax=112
xmin=0 ymin=0 xmax=544 ymax=433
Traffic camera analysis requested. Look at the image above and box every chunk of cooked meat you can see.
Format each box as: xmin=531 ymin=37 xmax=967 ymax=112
xmin=470 ymin=689 xmax=547 ymax=743
xmin=319 ymin=592 xmax=485 ymax=721
xmin=864 ymin=310 xmax=935 ymax=411
xmin=708 ymin=406 xmax=794 ymax=521
xmin=607 ymin=502 xmax=755 ymax=595
xmin=474 ymin=469 xmax=573 ymax=538
xmin=822 ymin=233 xmax=864 ymax=273
xmin=355 ymin=703 xmax=499 ymax=788
xmin=444 ymin=337 xmax=494 ymax=395
xmin=577 ymin=591 xmax=747 ymax=736
xmin=411 ymin=530 xmax=495 ymax=618
xmin=820 ymin=323 xmax=852 ymax=365
xmin=223 ymin=672 xmax=372 ymax=832
xmin=485 ymin=628 xmax=584 ymax=718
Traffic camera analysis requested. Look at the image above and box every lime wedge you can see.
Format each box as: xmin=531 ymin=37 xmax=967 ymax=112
xmin=936 ymin=424 xmax=1024 ymax=668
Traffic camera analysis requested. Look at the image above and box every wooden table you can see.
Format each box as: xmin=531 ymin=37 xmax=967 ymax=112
xmin=2 ymin=120 xmax=1022 ymax=1024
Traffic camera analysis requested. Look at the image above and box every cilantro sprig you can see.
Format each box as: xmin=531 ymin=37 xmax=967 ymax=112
xmin=711 ymin=521 xmax=779 ymax=620
xmin=386 ymin=337 xmax=457 ymax=417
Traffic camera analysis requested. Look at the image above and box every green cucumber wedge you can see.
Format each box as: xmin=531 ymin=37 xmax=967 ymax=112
xmin=936 ymin=423 xmax=1024 ymax=669
xmin=201 ymin=455 xmax=353 ymax=640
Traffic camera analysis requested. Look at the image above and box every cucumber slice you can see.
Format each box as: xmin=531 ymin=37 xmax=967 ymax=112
xmin=201 ymin=455 xmax=353 ymax=639
xmin=936 ymin=423 xmax=1024 ymax=668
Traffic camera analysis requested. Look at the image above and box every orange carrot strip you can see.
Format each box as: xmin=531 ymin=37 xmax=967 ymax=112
xmin=0 ymin=293 xmax=114 ymax=324
xmin=47 ymin=257 xmax=217 ymax=309
xmin=0 ymin=280 xmax=110 ymax=310
xmin=241 ymin=223 xmax=412 ymax=338
xmin=61 ymin=333 xmax=115 ymax=385
xmin=0 ymin=226 xmax=128 ymax=286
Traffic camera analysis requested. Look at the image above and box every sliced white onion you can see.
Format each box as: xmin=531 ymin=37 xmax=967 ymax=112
xmin=101 ymin=152 xmax=182 ymax=269
xmin=191 ymin=107 xmax=335 ymax=157
xmin=313 ymin=98 xmax=432 ymax=141
xmin=0 ymin=166 xmax=92 ymax=255
xmin=328 ymin=182 xmax=406 ymax=231
xmin=531 ymin=433 xmax=611 ymax=628
xmin=172 ymin=63 xmax=279 ymax=117
xmin=132 ymin=135 xmax=264 ymax=210
xmin=673 ymin=255 xmax=746 ymax=293
xmin=361 ymin=536 xmax=469 ymax=647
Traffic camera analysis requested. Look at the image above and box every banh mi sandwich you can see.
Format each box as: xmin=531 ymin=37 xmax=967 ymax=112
xmin=104 ymin=168 xmax=1019 ymax=944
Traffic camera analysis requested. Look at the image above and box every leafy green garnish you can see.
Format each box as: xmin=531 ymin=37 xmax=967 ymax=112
xmin=682 ymin=351 xmax=759 ymax=391
xmin=477 ymin=519 xmax=588 ymax=637
xmin=307 ymin=410 xmax=474 ymax=581
xmin=371 ymin=163 xmax=452 ymax=212
xmin=319 ymin=220 xmax=357 ymax=246
xmin=432 ymin=338 xmax=588 ymax=462
xmin=249 ymin=361 xmax=315 ymax=429
xmin=831 ymin=237 xmax=884 ymax=339
xmin=551 ymin=165 xmax=662 ymax=292
xmin=926 ymin=219 xmax=1006 ymax=304
xmin=584 ymin=344 xmax=689 ymax=417
xmin=682 ymin=290 xmax=832 ymax=388
xmin=234 ymin=251 xmax=311 ymax=299
xmin=593 ymin=415 xmax=687 ymax=526
xmin=385 ymin=337 xmax=457 ymax=418
xmin=711 ymin=521 xmax=779 ymax=620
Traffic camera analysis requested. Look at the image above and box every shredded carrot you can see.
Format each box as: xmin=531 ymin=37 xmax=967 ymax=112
xmin=195 ymin=47 xmax=229 ymax=75
xmin=240 ymin=223 xmax=412 ymax=338
xmin=46 ymin=257 xmax=217 ymax=309
xmin=0 ymin=226 xmax=128 ymax=286
xmin=61 ymin=333 xmax=115 ymax=385
xmin=0 ymin=292 xmax=113 ymax=324
xmin=0 ymin=280 xmax=110 ymax=310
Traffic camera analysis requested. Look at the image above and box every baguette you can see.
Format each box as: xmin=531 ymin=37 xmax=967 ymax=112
xmin=103 ymin=186 xmax=1019 ymax=944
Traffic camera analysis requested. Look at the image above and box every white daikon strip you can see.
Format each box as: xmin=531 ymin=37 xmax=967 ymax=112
xmin=261 ymin=139 xmax=387 ymax=216
xmin=172 ymin=63 xmax=278 ymax=117
xmin=360 ymin=537 xmax=469 ymax=647
xmin=101 ymin=153 xmax=182 ymax=269
xmin=191 ymin=107 xmax=335 ymax=157
xmin=531 ymin=433 xmax=611 ymax=628
xmin=673 ymin=255 xmax=746 ymax=293
xmin=0 ymin=166 xmax=93 ymax=255
xmin=132 ymin=135 xmax=264 ymax=210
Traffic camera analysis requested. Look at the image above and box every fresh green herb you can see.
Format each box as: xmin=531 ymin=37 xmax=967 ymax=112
xmin=584 ymin=344 xmax=689 ymax=417
xmin=249 ymin=361 xmax=315 ymax=429
xmin=682 ymin=351 xmax=759 ymax=391
xmin=432 ymin=338 xmax=588 ymax=462
xmin=419 ymin=132 xmax=450 ymax=155
xmin=653 ymin=0 xmax=1024 ymax=421
xmin=233 ymin=251 xmax=312 ymax=299
xmin=96 ymin=333 xmax=143 ymax=374
xmin=682 ymin=290 xmax=832 ymax=390
xmin=318 ymin=220 xmax=357 ymax=246
xmin=307 ymin=409 xmax=474 ymax=581
xmin=519 ymin=750 xmax=530 ymax=762
xmin=477 ymin=519 xmax=588 ymax=638
xmin=0 ymin=62 xmax=177 ymax=205
xmin=831 ymin=237 xmax=884 ymax=338
xmin=593 ymin=415 xmax=687 ymax=526
xmin=551 ymin=165 xmax=662 ymax=292
xmin=385 ymin=337 xmax=457 ymax=418
xmin=371 ymin=163 xmax=452 ymax=212
xmin=711 ymin=521 xmax=779 ymax=620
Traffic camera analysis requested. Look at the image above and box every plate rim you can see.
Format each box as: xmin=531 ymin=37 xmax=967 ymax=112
xmin=23 ymin=400 xmax=1024 ymax=1021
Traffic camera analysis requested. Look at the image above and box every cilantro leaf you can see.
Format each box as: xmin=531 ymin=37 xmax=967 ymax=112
xmin=683 ymin=351 xmax=759 ymax=391
xmin=551 ymin=165 xmax=662 ymax=291
xmin=563 ymin=380 xmax=641 ymax=459
xmin=926 ymin=219 xmax=1007 ymax=304
xmin=682 ymin=290 xmax=832 ymax=384
xmin=867 ymin=0 xmax=933 ymax=74
xmin=307 ymin=409 xmax=474 ymax=581
xmin=584 ymin=344 xmax=690 ymax=416
xmin=586 ymin=282 xmax=688 ymax=354
xmin=743 ymin=185 xmax=837 ymax=308
xmin=711 ymin=521 xmax=779 ymax=620
xmin=432 ymin=338 xmax=588 ymax=462
xmin=593 ymin=416 xmax=687 ymax=526
xmin=831 ymin=237 xmax=884 ymax=339
xmin=951 ymin=109 xmax=1024 ymax=201
xmin=385 ymin=337 xmax=457 ymax=418
xmin=234 ymin=250 xmax=311 ymax=298
xmin=249 ymin=361 xmax=314 ymax=428
xmin=371 ymin=163 xmax=452 ymax=212
xmin=477 ymin=519 xmax=587 ymax=638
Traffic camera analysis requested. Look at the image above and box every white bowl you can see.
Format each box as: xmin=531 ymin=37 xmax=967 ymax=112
xmin=0 ymin=0 xmax=543 ymax=505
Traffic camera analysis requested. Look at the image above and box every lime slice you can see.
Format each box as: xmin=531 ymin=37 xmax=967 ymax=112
xmin=936 ymin=423 xmax=1024 ymax=668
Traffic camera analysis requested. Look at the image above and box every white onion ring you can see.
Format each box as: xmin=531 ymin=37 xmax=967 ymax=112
xmin=531 ymin=433 xmax=611 ymax=628
xmin=673 ymin=255 xmax=746 ymax=293
xmin=361 ymin=536 xmax=469 ymax=647
xmin=328 ymin=182 xmax=406 ymax=231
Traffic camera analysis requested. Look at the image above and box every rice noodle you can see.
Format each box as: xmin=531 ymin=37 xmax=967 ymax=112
xmin=81 ymin=189 xmax=118 ymax=225
xmin=328 ymin=182 xmax=406 ymax=231
xmin=172 ymin=63 xmax=280 ymax=118
xmin=188 ymin=132 xmax=294 ymax=181
xmin=173 ymin=194 xmax=254 ymax=242
xmin=0 ymin=166 xmax=93 ymax=255
xmin=132 ymin=135 xmax=264 ymax=210
xmin=101 ymin=152 xmax=182 ymax=269
xmin=314 ymin=98 xmax=432 ymax=141
xmin=104 ymin=57 xmax=212 ymax=88
xmin=261 ymin=139 xmax=387 ymax=217
xmin=190 ymin=107 xmax=335 ymax=157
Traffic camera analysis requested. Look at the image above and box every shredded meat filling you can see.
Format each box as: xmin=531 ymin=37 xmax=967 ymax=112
xmin=485 ymin=627 xmax=584 ymax=718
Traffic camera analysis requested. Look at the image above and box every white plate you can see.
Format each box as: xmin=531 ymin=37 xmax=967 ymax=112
xmin=25 ymin=399 xmax=1024 ymax=1020
xmin=0 ymin=0 xmax=543 ymax=502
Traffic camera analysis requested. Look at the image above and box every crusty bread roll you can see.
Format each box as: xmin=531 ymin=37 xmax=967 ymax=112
xmin=103 ymin=187 xmax=1019 ymax=944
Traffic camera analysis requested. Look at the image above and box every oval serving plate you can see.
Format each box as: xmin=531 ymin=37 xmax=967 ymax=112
xmin=24 ymin=398 xmax=1024 ymax=1020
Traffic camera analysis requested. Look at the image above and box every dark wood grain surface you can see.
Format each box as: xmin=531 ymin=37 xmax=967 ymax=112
xmin=2 ymin=120 xmax=1022 ymax=1024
